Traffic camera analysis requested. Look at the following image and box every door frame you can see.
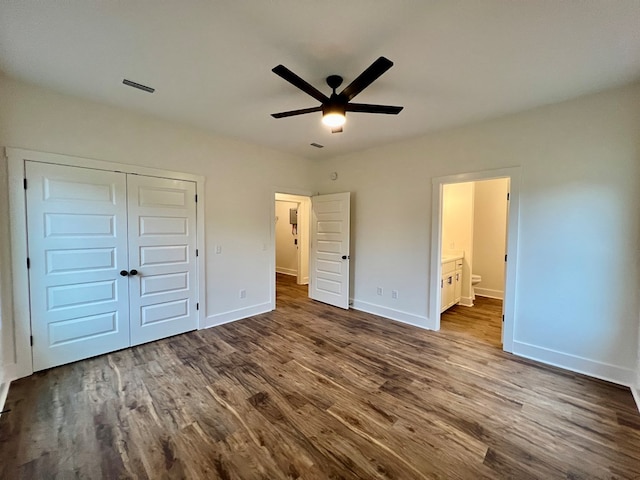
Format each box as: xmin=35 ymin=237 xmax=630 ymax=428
xmin=270 ymin=188 xmax=312 ymax=311
xmin=429 ymin=166 xmax=521 ymax=353
xmin=7 ymin=148 xmax=206 ymax=378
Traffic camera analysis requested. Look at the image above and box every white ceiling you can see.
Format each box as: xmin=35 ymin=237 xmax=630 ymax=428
xmin=1 ymin=1 xmax=639 ymax=160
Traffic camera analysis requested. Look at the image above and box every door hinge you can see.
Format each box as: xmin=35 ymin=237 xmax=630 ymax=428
xmin=23 ymin=178 xmax=27 ymax=190
xmin=195 ymin=194 xmax=198 ymax=203
xmin=196 ymin=303 xmax=199 ymax=311
xmin=196 ymin=249 xmax=199 ymax=257
xmin=505 ymin=254 xmax=507 ymax=262
xmin=30 ymin=335 xmax=33 ymax=346
xmin=507 ymin=192 xmax=510 ymax=201
xmin=502 ymin=315 xmax=505 ymax=323
xmin=26 ymin=257 xmax=30 ymax=269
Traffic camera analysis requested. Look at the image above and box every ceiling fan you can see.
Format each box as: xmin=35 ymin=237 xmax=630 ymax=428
xmin=271 ymin=56 xmax=403 ymax=133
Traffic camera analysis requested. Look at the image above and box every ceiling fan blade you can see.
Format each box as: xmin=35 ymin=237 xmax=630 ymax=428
xmin=346 ymin=103 xmax=403 ymax=114
xmin=340 ymin=57 xmax=394 ymax=101
xmin=331 ymin=127 xmax=343 ymax=134
xmin=271 ymin=106 xmax=322 ymax=118
xmin=272 ymin=65 xmax=329 ymax=104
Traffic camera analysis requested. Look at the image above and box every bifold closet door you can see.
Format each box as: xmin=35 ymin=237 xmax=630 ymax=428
xmin=26 ymin=161 xmax=130 ymax=371
xmin=126 ymin=175 xmax=198 ymax=346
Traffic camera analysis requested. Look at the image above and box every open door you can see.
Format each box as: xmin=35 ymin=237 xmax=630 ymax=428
xmin=309 ymin=192 xmax=351 ymax=309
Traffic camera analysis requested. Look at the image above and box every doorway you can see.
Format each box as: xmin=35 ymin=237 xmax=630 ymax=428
xmin=273 ymin=193 xmax=311 ymax=308
xmin=271 ymin=191 xmax=352 ymax=311
xmin=429 ymin=167 xmax=520 ymax=353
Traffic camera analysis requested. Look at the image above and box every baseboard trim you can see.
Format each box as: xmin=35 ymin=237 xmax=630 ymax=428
xmin=204 ymin=302 xmax=272 ymax=329
xmin=512 ymin=340 xmax=635 ymax=387
xmin=351 ymin=299 xmax=430 ymax=330
xmin=0 ymin=381 xmax=9 ymax=417
xmin=459 ymin=296 xmax=474 ymax=307
xmin=0 ymin=363 xmax=17 ymax=417
xmin=275 ymin=267 xmax=297 ymax=276
xmin=631 ymin=386 xmax=640 ymax=413
xmin=474 ymin=288 xmax=504 ymax=300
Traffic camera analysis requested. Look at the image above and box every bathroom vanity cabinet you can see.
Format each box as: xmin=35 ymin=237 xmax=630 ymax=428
xmin=441 ymin=256 xmax=463 ymax=312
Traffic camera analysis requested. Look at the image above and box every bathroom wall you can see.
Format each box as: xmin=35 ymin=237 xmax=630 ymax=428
xmin=275 ymin=200 xmax=299 ymax=276
xmin=472 ymin=178 xmax=509 ymax=299
xmin=442 ymin=182 xmax=474 ymax=305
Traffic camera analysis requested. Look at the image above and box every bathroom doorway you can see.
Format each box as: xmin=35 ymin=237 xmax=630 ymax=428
xmin=429 ymin=167 xmax=520 ymax=353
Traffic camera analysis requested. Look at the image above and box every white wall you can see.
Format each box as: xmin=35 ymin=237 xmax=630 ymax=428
xmin=0 ymin=149 xmax=14 ymax=408
xmin=1 ymin=72 xmax=639 ymax=396
xmin=275 ymin=200 xmax=299 ymax=276
xmin=472 ymin=178 xmax=509 ymax=299
xmin=442 ymin=182 xmax=474 ymax=303
xmin=314 ymin=82 xmax=640 ymax=386
xmin=0 ymin=74 xmax=313 ymax=381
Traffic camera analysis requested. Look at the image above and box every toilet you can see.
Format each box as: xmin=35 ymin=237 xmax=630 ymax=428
xmin=471 ymin=273 xmax=482 ymax=300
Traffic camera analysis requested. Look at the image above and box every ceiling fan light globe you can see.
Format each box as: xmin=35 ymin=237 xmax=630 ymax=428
xmin=322 ymin=113 xmax=346 ymax=127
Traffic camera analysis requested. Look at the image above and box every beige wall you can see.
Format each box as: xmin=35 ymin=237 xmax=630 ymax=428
xmin=275 ymin=200 xmax=299 ymax=275
xmin=442 ymin=182 xmax=474 ymax=302
xmin=472 ymin=178 xmax=509 ymax=299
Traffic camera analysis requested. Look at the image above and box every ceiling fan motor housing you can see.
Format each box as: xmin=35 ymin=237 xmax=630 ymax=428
xmin=322 ymin=95 xmax=346 ymax=117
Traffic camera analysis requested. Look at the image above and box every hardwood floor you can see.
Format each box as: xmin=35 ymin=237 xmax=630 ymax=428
xmin=441 ymin=296 xmax=504 ymax=348
xmin=1 ymin=274 xmax=639 ymax=479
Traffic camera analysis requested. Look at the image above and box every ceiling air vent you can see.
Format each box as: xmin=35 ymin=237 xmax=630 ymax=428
xmin=310 ymin=142 xmax=324 ymax=148
xmin=122 ymin=79 xmax=155 ymax=93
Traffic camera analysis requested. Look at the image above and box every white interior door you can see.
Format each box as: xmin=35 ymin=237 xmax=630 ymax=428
xmin=309 ymin=192 xmax=351 ymax=309
xmin=127 ymin=175 xmax=198 ymax=346
xmin=26 ymin=162 xmax=130 ymax=371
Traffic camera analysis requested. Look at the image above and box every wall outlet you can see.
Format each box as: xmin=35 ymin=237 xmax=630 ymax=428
xmin=391 ymin=290 xmax=398 ymax=299
xmin=376 ymin=286 xmax=383 ymax=296
xmin=239 ymin=289 xmax=246 ymax=299
xmin=215 ymin=245 xmax=222 ymax=254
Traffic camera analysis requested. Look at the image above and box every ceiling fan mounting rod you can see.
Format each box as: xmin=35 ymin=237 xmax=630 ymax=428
xmin=326 ymin=75 xmax=343 ymax=93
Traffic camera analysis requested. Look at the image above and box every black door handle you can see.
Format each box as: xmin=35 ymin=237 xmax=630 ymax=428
xmin=341 ymin=255 xmax=350 ymax=260
xmin=120 ymin=270 xmax=129 ymax=277
xmin=129 ymin=269 xmax=138 ymax=276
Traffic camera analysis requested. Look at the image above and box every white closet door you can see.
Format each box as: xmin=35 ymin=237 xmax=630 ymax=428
xmin=126 ymin=175 xmax=198 ymax=346
xmin=26 ymin=162 xmax=130 ymax=371
xmin=309 ymin=192 xmax=351 ymax=309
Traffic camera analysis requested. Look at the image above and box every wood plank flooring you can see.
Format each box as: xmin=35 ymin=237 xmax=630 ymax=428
xmin=441 ymin=296 xmax=503 ymax=348
xmin=1 ymin=274 xmax=639 ymax=479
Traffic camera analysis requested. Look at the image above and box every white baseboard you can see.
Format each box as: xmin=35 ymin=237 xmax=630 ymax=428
xmin=204 ymin=302 xmax=272 ymax=329
xmin=0 ymin=381 xmax=9 ymax=417
xmin=474 ymin=287 xmax=504 ymax=300
xmin=459 ymin=296 xmax=474 ymax=307
xmin=275 ymin=267 xmax=297 ymax=276
xmin=513 ymin=340 xmax=635 ymax=387
xmin=631 ymin=386 xmax=640 ymax=413
xmin=0 ymin=363 xmax=17 ymax=417
xmin=351 ymin=299 xmax=430 ymax=330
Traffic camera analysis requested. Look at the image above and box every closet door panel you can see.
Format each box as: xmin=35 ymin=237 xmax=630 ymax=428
xmin=127 ymin=175 xmax=198 ymax=346
xmin=26 ymin=162 xmax=130 ymax=371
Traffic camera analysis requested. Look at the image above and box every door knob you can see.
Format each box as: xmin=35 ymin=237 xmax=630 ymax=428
xmin=129 ymin=269 xmax=138 ymax=276
xmin=120 ymin=270 xmax=129 ymax=277
xmin=341 ymin=255 xmax=350 ymax=260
